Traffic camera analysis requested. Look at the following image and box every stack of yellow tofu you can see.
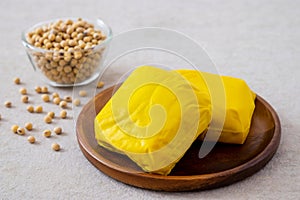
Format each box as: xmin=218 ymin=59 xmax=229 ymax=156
xmin=94 ymin=66 xmax=256 ymax=175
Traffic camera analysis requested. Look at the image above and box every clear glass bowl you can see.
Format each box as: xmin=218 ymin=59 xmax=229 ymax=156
xmin=21 ymin=18 xmax=112 ymax=87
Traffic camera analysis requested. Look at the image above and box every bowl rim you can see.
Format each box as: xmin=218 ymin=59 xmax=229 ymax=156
xmin=21 ymin=17 xmax=113 ymax=53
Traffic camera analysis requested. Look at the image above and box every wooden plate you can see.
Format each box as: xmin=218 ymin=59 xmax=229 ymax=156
xmin=76 ymin=85 xmax=281 ymax=191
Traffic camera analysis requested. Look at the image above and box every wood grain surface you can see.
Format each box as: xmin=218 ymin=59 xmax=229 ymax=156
xmin=76 ymin=85 xmax=281 ymax=191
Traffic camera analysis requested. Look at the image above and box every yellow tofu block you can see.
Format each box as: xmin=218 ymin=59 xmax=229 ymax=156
xmin=176 ymin=69 xmax=256 ymax=144
xmin=95 ymin=66 xmax=212 ymax=175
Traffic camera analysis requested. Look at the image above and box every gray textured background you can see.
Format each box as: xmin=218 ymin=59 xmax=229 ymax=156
xmin=0 ymin=0 xmax=299 ymax=199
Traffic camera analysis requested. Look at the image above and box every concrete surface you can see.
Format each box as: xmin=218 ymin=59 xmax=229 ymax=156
xmin=0 ymin=0 xmax=299 ymax=199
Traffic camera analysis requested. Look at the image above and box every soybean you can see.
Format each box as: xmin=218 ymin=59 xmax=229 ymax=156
xmin=5 ymin=101 xmax=12 ymax=108
xmin=17 ymin=127 xmax=25 ymax=135
xmin=21 ymin=95 xmax=29 ymax=103
xmin=14 ymin=77 xmax=21 ymax=84
xmin=52 ymin=143 xmax=60 ymax=151
xmin=19 ymin=88 xmax=27 ymax=95
xmin=44 ymin=115 xmax=52 ymax=124
xmin=43 ymin=130 xmax=51 ymax=138
xmin=60 ymin=110 xmax=67 ymax=119
xmin=11 ymin=125 xmax=19 ymax=133
xmin=25 ymin=123 xmax=33 ymax=131
xmin=26 ymin=18 xmax=107 ymax=85
xmin=27 ymin=136 xmax=36 ymax=144
xmin=54 ymin=127 xmax=62 ymax=135
xmin=27 ymin=105 xmax=34 ymax=113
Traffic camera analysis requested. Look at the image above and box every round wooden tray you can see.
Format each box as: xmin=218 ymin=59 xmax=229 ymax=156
xmin=76 ymin=85 xmax=281 ymax=192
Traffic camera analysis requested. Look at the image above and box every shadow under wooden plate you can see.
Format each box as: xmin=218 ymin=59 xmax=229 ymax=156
xmin=76 ymin=85 xmax=281 ymax=192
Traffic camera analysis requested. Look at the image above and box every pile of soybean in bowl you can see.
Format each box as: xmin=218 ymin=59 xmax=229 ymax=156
xmin=25 ymin=18 xmax=107 ymax=84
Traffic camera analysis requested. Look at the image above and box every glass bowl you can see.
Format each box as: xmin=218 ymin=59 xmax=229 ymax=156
xmin=21 ymin=18 xmax=112 ymax=87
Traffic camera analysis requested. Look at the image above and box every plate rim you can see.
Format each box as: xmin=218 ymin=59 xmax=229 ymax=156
xmin=76 ymin=86 xmax=281 ymax=190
